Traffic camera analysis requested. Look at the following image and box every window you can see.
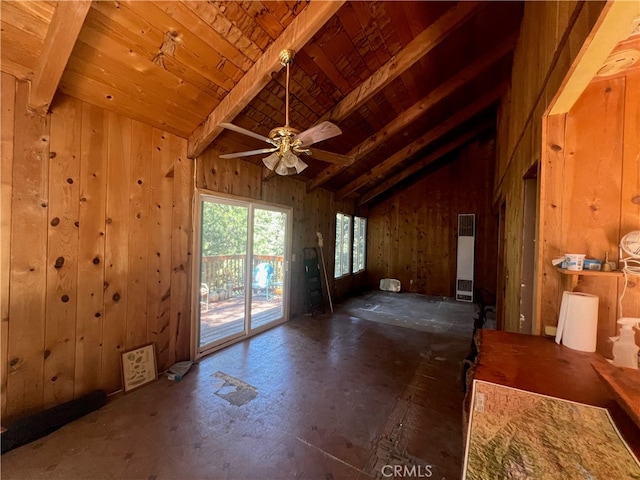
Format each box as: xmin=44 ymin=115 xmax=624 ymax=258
xmin=334 ymin=214 xmax=366 ymax=277
xmin=334 ymin=213 xmax=351 ymax=278
xmin=352 ymin=216 xmax=367 ymax=273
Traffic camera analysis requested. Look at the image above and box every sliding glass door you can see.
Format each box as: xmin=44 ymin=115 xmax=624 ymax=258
xmin=196 ymin=193 xmax=291 ymax=355
xmin=198 ymin=200 xmax=248 ymax=347
xmin=251 ymin=208 xmax=287 ymax=329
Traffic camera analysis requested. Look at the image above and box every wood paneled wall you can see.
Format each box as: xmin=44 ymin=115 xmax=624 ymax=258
xmin=494 ymin=1 xmax=606 ymax=332
xmin=366 ymin=137 xmax=498 ymax=297
xmin=1 ymin=74 xmax=193 ymax=422
xmin=540 ymin=72 xmax=640 ymax=353
xmin=197 ymin=150 xmax=357 ymax=319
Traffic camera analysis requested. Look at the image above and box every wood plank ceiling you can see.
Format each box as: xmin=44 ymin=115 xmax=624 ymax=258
xmin=1 ymin=1 xmax=526 ymax=205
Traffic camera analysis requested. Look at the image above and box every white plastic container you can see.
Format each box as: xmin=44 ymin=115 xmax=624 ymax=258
xmin=565 ymin=253 xmax=586 ymax=271
xmin=611 ymin=317 xmax=639 ymax=369
xmin=379 ymin=278 xmax=401 ymax=292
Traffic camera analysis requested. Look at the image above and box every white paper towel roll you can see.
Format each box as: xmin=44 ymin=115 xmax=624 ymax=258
xmin=555 ymin=291 xmax=599 ymax=352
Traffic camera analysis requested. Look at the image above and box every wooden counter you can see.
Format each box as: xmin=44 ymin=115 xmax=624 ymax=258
xmin=592 ymin=356 xmax=640 ymax=429
xmin=471 ymin=330 xmax=640 ymax=456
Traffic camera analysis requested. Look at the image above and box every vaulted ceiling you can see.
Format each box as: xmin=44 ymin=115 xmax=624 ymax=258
xmin=1 ymin=1 xmax=525 ymax=205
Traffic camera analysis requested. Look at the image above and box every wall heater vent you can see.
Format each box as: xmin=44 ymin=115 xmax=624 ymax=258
xmin=456 ymin=214 xmax=475 ymax=302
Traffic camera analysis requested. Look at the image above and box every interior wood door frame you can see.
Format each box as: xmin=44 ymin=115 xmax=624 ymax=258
xmin=496 ymin=199 xmax=507 ymax=331
xmin=520 ymin=166 xmax=539 ymax=334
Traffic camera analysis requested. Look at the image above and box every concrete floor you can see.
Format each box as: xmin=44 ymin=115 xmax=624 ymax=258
xmin=1 ymin=291 xmax=477 ymax=480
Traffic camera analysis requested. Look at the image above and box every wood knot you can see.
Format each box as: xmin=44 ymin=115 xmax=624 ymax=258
xmin=93 ymin=257 xmax=100 ymax=264
xmin=632 ymin=195 xmax=640 ymax=206
xmin=112 ymin=292 xmax=121 ymax=302
xmin=50 ymin=217 xmax=60 ymax=227
xmin=95 ymin=312 xmax=101 ymax=318
xmin=550 ymin=144 xmax=562 ymax=152
xmin=9 ymin=357 xmax=19 ymax=367
xmin=49 ymin=151 xmax=57 ymax=159
xmin=61 ymin=294 xmax=69 ymax=303
xmin=66 ymin=178 xmax=73 ymax=184
xmin=44 ymin=349 xmax=51 ymax=359
xmin=54 ymin=257 xmax=65 ymax=269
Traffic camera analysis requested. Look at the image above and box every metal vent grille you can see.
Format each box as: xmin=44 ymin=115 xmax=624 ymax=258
xmin=458 ymin=214 xmax=475 ymax=237
xmin=457 ymin=279 xmax=473 ymax=293
xmin=456 ymin=213 xmax=475 ymax=303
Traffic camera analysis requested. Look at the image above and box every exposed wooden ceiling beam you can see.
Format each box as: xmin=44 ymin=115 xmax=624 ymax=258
xmin=318 ymin=1 xmax=479 ymax=125
xmin=549 ymin=0 xmax=640 ymax=115
xmin=187 ymin=1 xmax=345 ymax=159
xmin=307 ymin=28 xmax=513 ymax=192
xmin=29 ymin=0 xmax=92 ymax=114
xmin=357 ymin=119 xmax=494 ymax=206
xmin=335 ymin=83 xmax=507 ymax=200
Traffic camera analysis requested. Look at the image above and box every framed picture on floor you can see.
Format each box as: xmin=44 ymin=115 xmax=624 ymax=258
xmin=121 ymin=343 xmax=157 ymax=392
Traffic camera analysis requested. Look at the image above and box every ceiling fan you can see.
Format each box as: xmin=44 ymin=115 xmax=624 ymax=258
xmin=218 ymin=49 xmax=344 ymax=176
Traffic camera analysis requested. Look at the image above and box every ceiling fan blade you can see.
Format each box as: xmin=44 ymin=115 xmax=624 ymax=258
xmin=296 ymin=121 xmax=342 ymax=147
xmin=219 ymin=147 xmax=278 ymax=159
xmin=219 ymin=122 xmax=275 ymax=145
xmin=308 ymin=148 xmax=354 ymax=166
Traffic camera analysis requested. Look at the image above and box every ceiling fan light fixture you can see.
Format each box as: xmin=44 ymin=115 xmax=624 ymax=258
xmin=282 ymin=149 xmax=298 ymax=168
xmin=263 ymin=152 xmax=280 ymax=170
xmin=275 ymin=162 xmax=290 ymax=176
xmin=294 ymin=158 xmax=308 ymax=174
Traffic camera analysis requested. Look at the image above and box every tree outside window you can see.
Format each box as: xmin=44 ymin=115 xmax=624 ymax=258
xmin=334 ymin=213 xmax=351 ymax=278
xmin=353 ymin=217 xmax=366 ymax=273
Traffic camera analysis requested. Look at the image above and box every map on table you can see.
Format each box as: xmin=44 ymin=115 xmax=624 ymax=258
xmin=463 ymin=380 xmax=640 ymax=479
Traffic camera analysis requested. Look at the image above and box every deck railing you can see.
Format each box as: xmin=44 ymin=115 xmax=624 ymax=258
xmin=200 ymin=254 xmax=284 ymax=294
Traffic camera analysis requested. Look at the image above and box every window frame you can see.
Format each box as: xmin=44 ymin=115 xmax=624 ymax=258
xmin=352 ymin=216 xmax=367 ymax=274
xmin=334 ymin=212 xmax=352 ymax=278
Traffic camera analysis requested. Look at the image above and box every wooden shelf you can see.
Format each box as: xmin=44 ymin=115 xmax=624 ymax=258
xmin=557 ymin=267 xmax=623 ymax=290
xmin=556 ymin=267 xmax=623 ymax=277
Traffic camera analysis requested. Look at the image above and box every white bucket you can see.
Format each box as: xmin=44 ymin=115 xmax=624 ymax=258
xmin=565 ymin=253 xmax=586 ymax=271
